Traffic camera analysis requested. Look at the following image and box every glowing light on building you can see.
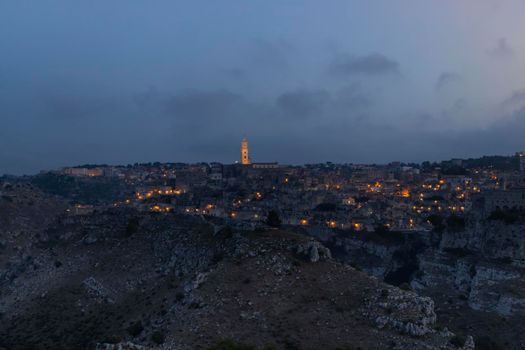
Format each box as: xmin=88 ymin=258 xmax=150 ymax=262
xmin=327 ymin=220 xmax=337 ymax=228
xmin=240 ymin=137 xmax=250 ymax=165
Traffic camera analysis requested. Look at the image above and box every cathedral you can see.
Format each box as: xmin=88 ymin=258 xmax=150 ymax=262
xmin=240 ymin=137 xmax=250 ymax=165
xmin=239 ymin=137 xmax=279 ymax=169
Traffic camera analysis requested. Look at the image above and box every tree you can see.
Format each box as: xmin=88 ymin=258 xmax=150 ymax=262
xmin=266 ymin=210 xmax=281 ymax=228
xmin=314 ymin=202 xmax=337 ymax=212
xmin=126 ymin=217 xmax=140 ymax=236
xmin=446 ymin=214 xmax=465 ymax=231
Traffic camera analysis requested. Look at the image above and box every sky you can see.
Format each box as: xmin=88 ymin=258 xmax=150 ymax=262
xmin=2 ymin=0 xmax=525 ymax=174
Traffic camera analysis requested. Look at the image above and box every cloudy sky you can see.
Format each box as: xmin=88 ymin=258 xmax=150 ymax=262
xmin=2 ymin=0 xmax=525 ymax=174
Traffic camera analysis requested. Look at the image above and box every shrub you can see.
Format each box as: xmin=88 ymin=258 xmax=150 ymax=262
xmin=398 ymin=282 xmax=411 ymax=291
xmin=101 ymin=335 xmax=121 ymax=344
xmin=475 ymin=336 xmax=501 ymax=350
xmin=151 ymin=331 xmax=165 ymax=345
xmin=450 ymin=334 xmax=466 ymax=347
xmin=125 ymin=218 xmax=140 ymax=236
xmin=487 ymin=209 xmax=521 ymax=224
xmin=446 ymin=215 xmax=465 ymax=231
xmin=217 ymin=226 xmax=233 ymax=238
xmin=443 ymin=247 xmax=473 ymax=258
xmin=266 ymin=210 xmax=281 ymax=228
xmin=126 ymin=321 xmax=143 ymax=337
xmin=314 ymin=202 xmax=338 ymax=212
xmin=212 ymin=253 xmax=224 ymax=264
xmin=427 ymin=214 xmax=445 ymax=232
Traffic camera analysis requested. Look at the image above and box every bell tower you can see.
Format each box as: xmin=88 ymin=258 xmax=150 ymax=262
xmin=240 ymin=137 xmax=250 ymax=165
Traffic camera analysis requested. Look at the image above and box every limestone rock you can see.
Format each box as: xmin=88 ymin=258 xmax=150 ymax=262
xmin=296 ymin=240 xmax=332 ymax=262
xmin=95 ymin=342 xmax=148 ymax=350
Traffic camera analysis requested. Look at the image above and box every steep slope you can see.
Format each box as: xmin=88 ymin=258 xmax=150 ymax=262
xmin=0 ymin=190 xmax=470 ymax=349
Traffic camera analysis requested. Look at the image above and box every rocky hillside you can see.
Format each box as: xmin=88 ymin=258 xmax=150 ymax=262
xmin=309 ymin=214 xmax=525 ymax=349
xmin=0 ymin=186 xmax=469 ymax=349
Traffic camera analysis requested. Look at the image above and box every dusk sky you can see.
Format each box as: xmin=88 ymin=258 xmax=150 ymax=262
xmin=2 ymin=0 xmax=525 ymax=174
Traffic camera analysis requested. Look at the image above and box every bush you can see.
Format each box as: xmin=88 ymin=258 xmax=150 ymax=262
xmin=1 ymin=195 xmax=13 ymax=202
xmin=450 ymin=334 xmax=466 ymax=347
xmin=475 ymin=336 xmax=501 ymax=350
xmin=175 ymin=292 xmax=185 ymax=302
xmin=101 ymin=335 xmax=122 ymax=344
xmin=126 ymin=321 xmax=143 ymax=337
xmin=372 ymin=226 xmax=405 ymax=244
xmin=151 ymin=331 xmax=165 ymax=345
xmin=314 ymin=202 xmax=338 ymax=212
xmin=125 ymin=218 xmax=140 ymax=236
xmin=374 ymin=224 xmax=390 ymax=235
xmin=443 ymin=247 xmax=473 ymax=258
xmin=212 ymin=252 xmax=224 ymax=264
xmin=487 ymin=209 xmax=521 ymax=224
xmin=446 ymin=215 xmax=465 ymax=231
xmin=216 ymin=226 xmax=233 ymax=238
xmin=266 ymin=210 xmax=281 ymax=228
xmin=442 ymin=165 xmax=468 ymax=175
xmin=398 ymin=282 xmax=411 ymax=291
xmin=427 ymin=214 xmax=445 ymax=232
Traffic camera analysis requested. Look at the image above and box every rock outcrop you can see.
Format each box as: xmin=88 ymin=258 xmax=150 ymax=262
xmin=295 ymin=240 xmax=332 ymax=262
xmin=95 ymin=342 xmax=149 ymax=350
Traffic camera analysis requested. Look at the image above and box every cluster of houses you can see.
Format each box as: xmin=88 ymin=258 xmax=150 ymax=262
xmin=59 ymin=158 xmax=525 ymax=233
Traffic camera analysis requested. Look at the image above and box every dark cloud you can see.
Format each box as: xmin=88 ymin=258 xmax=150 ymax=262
xmin=276 ymin=89 xmax=330 ymax=118
xmin=450 ymin=107 xmax=525 ymax=156
xmin=248 ymin=39 xmax=294 ymax=68
xmin=329 ymin=53 xmax=400 ymax=77
xmin=435 ymin=72 xmax=461 ymax=91
xmin=500 ymin=89 xmax=525 ymax=113
xmin=501 ymin=89 xmax=525 ymax=106
xmin=165 ymin=90 xmax=244 ymax=126
xmin=333 ymin=85 xmax=370 ymax=110
xmin=488 ymin=38 xmax=515 ymax=59
xmin=441 ymin=98 xmax=468 ymax=119
xmin=133 ymin=87 xmax=162 ymax=112
xmin=222 ymin=68 xmax=246 ymax=80
xmin=43 ymin=94 xmax=117 ymax=120
xmin=452 ymin=98 xmax=467 ymax=111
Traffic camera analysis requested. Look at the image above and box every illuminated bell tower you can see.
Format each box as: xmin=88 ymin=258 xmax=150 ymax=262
xmin=241 ymin=137 xmax=250 ymax=165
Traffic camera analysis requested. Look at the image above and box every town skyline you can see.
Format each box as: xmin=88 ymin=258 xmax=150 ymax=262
xmin=4 ymin=135 xmax=524 ymax=177
xmin=14 ymin=136 xmax=525 ymax=176
xmin=3 ymin=1 xmax=525 ymax=174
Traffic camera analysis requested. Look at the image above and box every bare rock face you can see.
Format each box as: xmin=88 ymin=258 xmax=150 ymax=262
xmin=468 ymin=265 xmax=525 ymax=315
xmin=82 ymin=277 xmax=115 ymax=304
xmin=295 ymin=240 xmax=332 ymax=262
xmin=365 ymin=287 xmax=437 ymax=337
xmin=441 ymin=221 xmax=525 ymax=261
xmin=95 ymin=342 xmax=148 ymax=350
xmin=413 ymin=249 xmax=525 ymax=316
xmin=184 ymin=272 xmax=209 ymax=292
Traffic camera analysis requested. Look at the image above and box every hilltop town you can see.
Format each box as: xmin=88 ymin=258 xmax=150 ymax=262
xmin=20 ymin=138 xmax=525 ymax=234
xmin=2 ymin=139 xmax=525 ymax=349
